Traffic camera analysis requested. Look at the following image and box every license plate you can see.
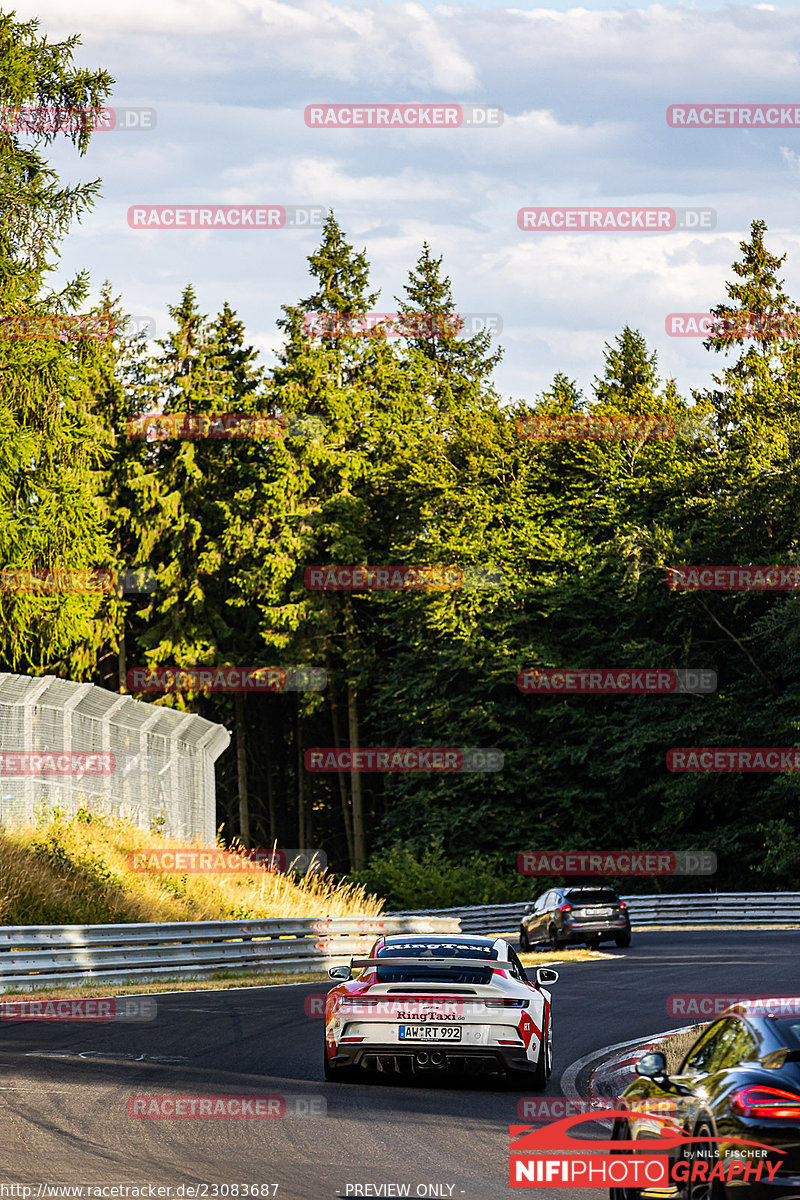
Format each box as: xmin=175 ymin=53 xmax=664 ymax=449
xmin=587 ymin=907 xmax=614 ymax=916
xmin=399 ymin=1025 xmax=462 ymax=1041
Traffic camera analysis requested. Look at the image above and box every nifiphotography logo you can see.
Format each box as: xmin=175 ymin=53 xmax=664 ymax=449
xmin=508 ymin=1111 xmax=783 ymax=1188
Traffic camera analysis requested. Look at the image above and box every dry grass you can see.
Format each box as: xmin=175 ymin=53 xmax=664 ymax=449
xmin=660 ymin=1024 xmax=707 ymax=1071
xmin=0 ymin=811 xmax=382 ymax=925
xmin=518 ymin=947 xmax=617 ymax=966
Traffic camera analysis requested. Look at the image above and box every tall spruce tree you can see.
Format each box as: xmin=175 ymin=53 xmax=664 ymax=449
xmin=0 ymin=13 xmax=115 ymax=673
xmin=125 ymin=290 xmax=268 ymax=841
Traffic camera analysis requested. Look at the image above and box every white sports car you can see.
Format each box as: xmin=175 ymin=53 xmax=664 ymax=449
xmin=324 ymin=934 xmax=557 ymax=1086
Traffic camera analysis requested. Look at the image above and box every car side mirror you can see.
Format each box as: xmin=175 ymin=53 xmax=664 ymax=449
xmin=535 ymin=968 xmax=559 ymax=986
xmin=635 ymin=1051 xmax=668 ymax=1079
xmin=524 ymin=904 xmax=532 ymax=915
xmin=328 ymin=965 xmax=352 ymax=981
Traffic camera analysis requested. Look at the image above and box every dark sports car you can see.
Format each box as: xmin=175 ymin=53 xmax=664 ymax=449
xmin=609 ymin=1000 xmax=800 ymax=1198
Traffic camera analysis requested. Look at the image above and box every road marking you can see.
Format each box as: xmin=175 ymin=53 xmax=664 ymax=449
xmin=25 ymin=1051 xmax=187 ymax=1064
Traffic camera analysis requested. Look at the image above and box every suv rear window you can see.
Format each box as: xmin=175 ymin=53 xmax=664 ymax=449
xmin=565 ymin=890 xmax=619 ymax=905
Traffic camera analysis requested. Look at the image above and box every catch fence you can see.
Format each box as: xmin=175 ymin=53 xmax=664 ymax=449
xmin=0 ymin=672 xmax=229 ymax=841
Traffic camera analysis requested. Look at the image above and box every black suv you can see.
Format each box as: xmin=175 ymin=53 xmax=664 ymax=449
xmin=519 ymin=885 xmax=631 ymax=951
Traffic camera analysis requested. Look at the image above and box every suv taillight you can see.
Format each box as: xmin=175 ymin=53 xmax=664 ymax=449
xmin=558 ymin=903 xmax=572 ymax=913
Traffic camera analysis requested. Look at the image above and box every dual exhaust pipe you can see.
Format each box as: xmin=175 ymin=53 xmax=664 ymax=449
xmin=415 ymin=1050 xmax=446 ymax=1068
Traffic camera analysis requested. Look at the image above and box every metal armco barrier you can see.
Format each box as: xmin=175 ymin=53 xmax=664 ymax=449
xmin=2 ymin=894 xmax=798 ymax=991
xmin=389 ymin=893 xmax=800 ymax=934
xmin=0 ymin=916 xmax=457 ymax=991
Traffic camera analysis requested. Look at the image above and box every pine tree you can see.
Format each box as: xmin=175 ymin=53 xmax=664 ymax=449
xmin=0 ymin=13 xmax=115 ymax=673
xmin=125 ymin=291 xmax=272 ymax=842
xmin=265 ymin=216 xmax=393 ymax=868
xmin=126 ymin=287 xmax=230 ymax=706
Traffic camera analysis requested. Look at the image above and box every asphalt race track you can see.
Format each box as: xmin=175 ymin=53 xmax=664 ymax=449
xmin=1 ymin=930 xmax=799 ymax=1200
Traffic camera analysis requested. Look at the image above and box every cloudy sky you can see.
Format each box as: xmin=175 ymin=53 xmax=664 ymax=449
xmin=11 ymin=0 xmax=800 ymax=403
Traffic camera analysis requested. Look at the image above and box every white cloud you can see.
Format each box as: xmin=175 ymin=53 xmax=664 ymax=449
xmin=13 ymin=0 xmax=800 ymax=402
xmin=223 ymin=156 xmax=457 ymax=204
xmin=12 ymin=0 xmax=477 ymax=90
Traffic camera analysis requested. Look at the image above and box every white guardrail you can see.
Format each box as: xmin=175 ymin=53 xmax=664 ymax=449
xmin=0 ymin=916 xmax=458 ymax=991
xmin=1 ymin=894 xmax=798 ymax=991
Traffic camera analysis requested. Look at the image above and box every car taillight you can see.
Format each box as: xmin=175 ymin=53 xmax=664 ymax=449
xmin=730 ymin=1085 xmax=800 ymax=1119
xmin=483 ymin=999 xmax=529 ymax=1008
xmin=619 ymin=902 xmax=627 ymax=910
xmin=558 ymin=903 xmax=572 ymax=913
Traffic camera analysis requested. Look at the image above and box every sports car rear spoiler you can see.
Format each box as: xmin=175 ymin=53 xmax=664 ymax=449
xmin=349 ymin=957 xmax=513 ymax=970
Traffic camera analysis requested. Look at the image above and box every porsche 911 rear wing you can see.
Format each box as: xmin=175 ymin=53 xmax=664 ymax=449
xmin=349 ymin=957 xmax=513 ymax=970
